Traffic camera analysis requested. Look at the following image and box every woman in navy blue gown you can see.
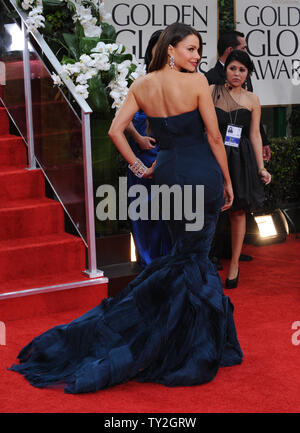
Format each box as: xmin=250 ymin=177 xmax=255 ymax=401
xmin=10 ymin=23 xmax=243 ymax=394
xmin=126 ymin=30 xmax=172 ymax=267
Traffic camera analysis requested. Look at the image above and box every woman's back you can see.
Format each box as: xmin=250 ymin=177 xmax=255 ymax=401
xmin=132 ymin=69 xmax=202 ymax=118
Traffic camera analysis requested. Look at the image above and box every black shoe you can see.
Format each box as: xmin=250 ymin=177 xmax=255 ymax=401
xmin=225 ymin=268 xmax=239 ymax=289
xmin=210 ymin=256 xmax=223 ymax=270
xmin=239 ymin=254 xmax=253 ymax=262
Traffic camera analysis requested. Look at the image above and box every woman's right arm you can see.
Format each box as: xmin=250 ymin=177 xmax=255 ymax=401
xmin=108 ymin=80 xmax=155 ymax=178
xmin=108 ymin=88 xmax=141 ymax=166
xmin=196 ymin=75 xmax=233 ymax=210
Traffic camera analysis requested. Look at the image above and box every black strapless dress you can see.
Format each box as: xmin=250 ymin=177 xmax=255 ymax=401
xmin=9 ymin=109 xmax=243 ymax=394
xmin=213 ymin=85 xmax=265 ymax=211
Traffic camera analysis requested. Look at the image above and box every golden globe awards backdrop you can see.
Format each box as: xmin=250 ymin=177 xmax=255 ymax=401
xmin=235 ymin=0 xmax=300 ymax=106
xmin=106 ymin=0 xmax=218 ymax=73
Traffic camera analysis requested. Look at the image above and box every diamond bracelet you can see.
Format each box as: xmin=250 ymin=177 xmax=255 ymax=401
xmin=128 ymin=158 xmax=148 ymax=178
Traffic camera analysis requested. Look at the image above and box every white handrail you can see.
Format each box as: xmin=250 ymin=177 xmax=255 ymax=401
xmin=22 ymin=20 xmax=36 ymax=169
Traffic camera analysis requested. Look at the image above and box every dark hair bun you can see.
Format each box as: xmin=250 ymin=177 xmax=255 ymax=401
xmin=224 ymin=50 xmax=254 ymax=76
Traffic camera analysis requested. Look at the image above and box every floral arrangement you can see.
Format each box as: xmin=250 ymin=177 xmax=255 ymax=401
xmin=17 ymin=0 xmax=145 ymax=112
xmin=53 ymin=40 xmax=145 ymax=111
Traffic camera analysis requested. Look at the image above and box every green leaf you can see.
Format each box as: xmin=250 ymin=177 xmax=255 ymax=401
xmin=101 ymin=64 xmax=117 ymax=85
xmin=42 ymin=0 xmax=66 ymax=13
xmin=113 ymin=53 xmax=133 ymax=64
xmin=74 ymin=21 xmax=85 ymax=40
xmin=80 ymin=37 xmax=101 ymax=55
xmin=82 ymin=1 xmax=99 ymax=18
xmin=87 ymin=75 xmax=110 ymax=113
xmin=99 ymin=22 xmax=117 ymax=44
xmin=66 ymin=0 xmax=76 ymax=14
xmin=263 ymin=136 xmax=300 ymax=209
xmin=127 ymin=63 xmax=137 ymax=75
xmin=43 ymin=19 xmax=54 ymax=35
xmin=63 ymin=32 xmax=79 ymax=61
xmin=43 ymin=0 xmax=65 ymax=6
xmin=61 ymin=55 xmax=76 ymax=65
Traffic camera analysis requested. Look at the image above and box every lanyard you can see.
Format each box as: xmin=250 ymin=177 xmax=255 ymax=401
xmin=225 ymin=88 xmax=242 ymax=125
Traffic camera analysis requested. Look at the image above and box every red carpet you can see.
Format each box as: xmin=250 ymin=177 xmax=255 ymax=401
xmin=0 ymin=102 xmax=299 ymax=413
xmin=1 ymin=235 xmax=299 ymax=413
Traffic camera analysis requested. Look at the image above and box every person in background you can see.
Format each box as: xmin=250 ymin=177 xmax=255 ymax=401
xmin=205 ymin=30 xmax=271 ymax=269
xmin=126 ymin=30 xmax=172 ymax=267
xmin=210 ymin=50 xmax=271 ymax=288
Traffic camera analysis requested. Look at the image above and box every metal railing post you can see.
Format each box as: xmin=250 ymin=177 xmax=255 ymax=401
xmin=22 ymin=21 xmax=36 ymax=169
xmin=82 ymin=110 xmax=103 ymax=278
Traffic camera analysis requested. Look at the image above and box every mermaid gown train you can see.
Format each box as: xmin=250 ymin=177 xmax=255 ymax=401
xmin=10 ymin=109 xmax=243 ymax=394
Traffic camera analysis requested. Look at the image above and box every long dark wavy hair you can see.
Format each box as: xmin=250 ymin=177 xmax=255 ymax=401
xmin=148 ymin=22 xmax=203 ymax=73
xmin=144 ymin=30 xmax=163 ymax=73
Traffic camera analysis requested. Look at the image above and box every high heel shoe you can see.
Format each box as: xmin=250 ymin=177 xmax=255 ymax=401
xmin=225 ymin=268 xmax=239 ymax=289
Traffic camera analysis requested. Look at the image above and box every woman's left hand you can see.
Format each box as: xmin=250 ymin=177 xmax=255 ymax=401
xmin=137 ymin=135 xmax=157 ymax=151
xmin=260 ymin=169 xmax=271 ymax=185
xmin=143 ymin=160 xmax=157 ymax=179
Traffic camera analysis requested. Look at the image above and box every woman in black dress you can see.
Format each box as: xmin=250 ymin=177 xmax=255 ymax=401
xmin=211 ymin=50 xmax=271 ymax=288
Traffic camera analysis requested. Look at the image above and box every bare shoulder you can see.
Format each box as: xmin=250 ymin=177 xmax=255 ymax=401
xmin=246 ymin=90 xmax=260 ymax=108
xmin=190 ymin=72 xmax=209 ymax=86
xmin=182 ymin=72 xmax=210 ymax=95
xmin=209 ymin=83 xmax=215 ymax=94
xmin=129 ymin=74 xmax=147 ymax=92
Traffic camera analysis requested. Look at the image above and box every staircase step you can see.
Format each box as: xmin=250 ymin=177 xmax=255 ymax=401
xmin=0 ymin=107 xmax=9 ymax=135
xmin=0 ymin=169 xmax=45 ymax=202
xmin=0 ymin=198 xmax=65 ymax=240
xmin=11 ymin=100 xmax=76 ymax=134
xmin=0 ymin=272 xmax=108 ymax=321
xmin=0 ymin=135 xmax=27 ymax=167
xmin=0 ymin=233 xmax=85 ymax=283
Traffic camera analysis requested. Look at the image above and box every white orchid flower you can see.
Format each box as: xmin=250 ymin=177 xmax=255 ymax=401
xmin=21 ymin=1 xmax=31 ymax=10
xmin=75 ymin=84 xmax=89 ymax=99
xmin=91 ymin=53 xmax=110 ymax=71
xmin=91 ymin=42 xmax=107 ymax=54
xmin=106 ymin=44 xmax=120 ymax=53
xmin=51 ymin=73 xmax=63 ymax=86
xmin=116 ymin=44 xmax=124 ymax=54
xmin=61 ymin=63 xmax=82 ymax=76
xmin=79 ymin=54 xmax=97 ymax=69
xmin=118 ymin=60 xmax=131 ymax=72
xmin=83 ymin=25 xmax=102 ymax=38
xmin=99 ymin=2 xmax=111 ymax=21
xmin=76 ymin=71 xmax=96 ymax=84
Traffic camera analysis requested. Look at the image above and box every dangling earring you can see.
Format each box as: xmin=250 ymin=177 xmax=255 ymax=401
xmin=169 ymin=55 xmax=175 ymax=69
xmin=244 ymin=81 xmax=248 ymax=91
xmin=225 ymin=80 xmax=232 ymax=91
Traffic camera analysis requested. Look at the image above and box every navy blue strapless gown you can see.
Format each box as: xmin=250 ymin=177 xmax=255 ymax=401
xmin=128 ymin=110 xmax=172 ymax=267
xmin=10 ymin=109 xmax=243 ymax=394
